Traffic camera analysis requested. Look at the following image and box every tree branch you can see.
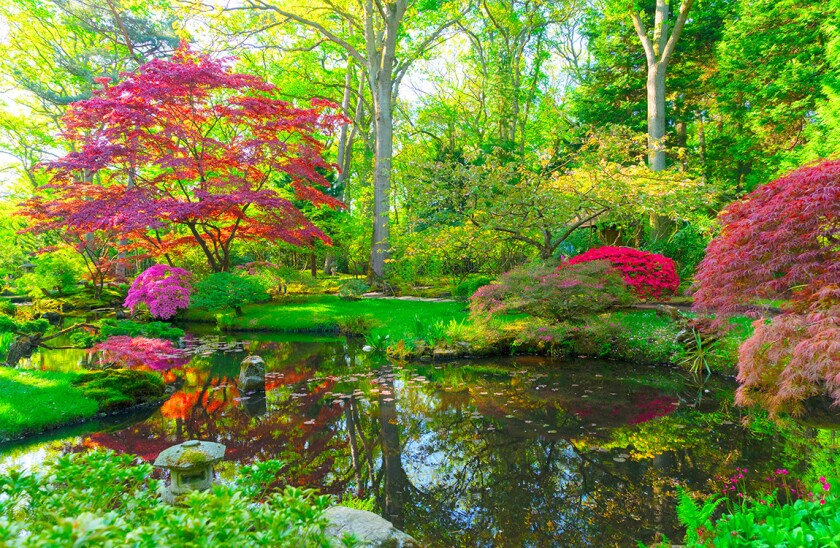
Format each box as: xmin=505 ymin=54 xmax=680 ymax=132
xmin=630 ymin=12 xmax=656 ymax=67
xmin=240 ymin=0 xmax=366 ymax=65
xmin=661 ymin=0 xmax=695 ymax=66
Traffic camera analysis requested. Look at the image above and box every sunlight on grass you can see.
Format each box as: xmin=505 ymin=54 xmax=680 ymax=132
xmin=0 ymin=368 xmax=99 ymax=438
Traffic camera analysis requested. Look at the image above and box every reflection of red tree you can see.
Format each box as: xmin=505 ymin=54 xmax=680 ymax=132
xmin=74 ymin=363 xmax=347 ymax=489
xmin=160 ymin=378 xmax=240 ymax=420
xmin=93 ymin=336 xmax=191 ymax=371
xmin=626 ymin=393 xmax=678 ymax=425
xmin=82 ymin=434 xmax=173 ymax=462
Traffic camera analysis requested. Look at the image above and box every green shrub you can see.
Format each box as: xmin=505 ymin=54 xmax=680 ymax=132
xmin=0 ymin=316 xmax=49 ymax=335
xmin=0 ymin=451 xmax=334 ymax=547
xmin=451 ymin=276 xmax=493 ymax=301
xmin=337 ymin=279 xmax=370 ymax=300
xmin=73 ymin=369 xmax=166 ymax=412
xmin=98 ymin=319 xmax=185 ymax=342
xmin=471 ymin=261 xmax=635 ymax=324
xmin=336 ymin=314 xmax=379 ymax=335
xmin=674 ymin=478 xmax=840 ymax=547
xmin=190 ymin=272 xmax=270 ymax=316
xmin=0 ymin=300 xmax=15 ymax=317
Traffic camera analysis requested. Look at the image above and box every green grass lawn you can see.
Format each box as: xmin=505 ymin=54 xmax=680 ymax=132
xmin=183 ymin=294 xmax=470 ymax=340
xmin=0 ymin=368 xmax=98 ymax=439
xmin=0 ymin=367 xmax=166 ymax=440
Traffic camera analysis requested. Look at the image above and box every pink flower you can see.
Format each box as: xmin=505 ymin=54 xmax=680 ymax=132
xmin=125 ymin=264 xmax=192 ymax=319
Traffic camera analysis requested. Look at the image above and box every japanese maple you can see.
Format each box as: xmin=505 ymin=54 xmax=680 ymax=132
xmin=567 ymin=246 xmax=680 ymax=301
xmin=22 ymin=45 xmax=345 ymax=272
xmin=693 ymin=160 xmax=840 ymax=315
xmin=694 ymin=161 xmax=840 ymax=414
xmin=471 ymin=261 xmax=634 ymax=323
xmin=124 ymin=264 xmax=192 ymax=320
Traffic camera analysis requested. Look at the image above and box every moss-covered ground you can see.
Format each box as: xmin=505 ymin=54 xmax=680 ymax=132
xmin=0 ymin=367 xmax=165 ymax=439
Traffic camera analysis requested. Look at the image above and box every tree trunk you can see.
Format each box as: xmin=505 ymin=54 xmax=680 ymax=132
xmin=632 ymin=0 xmax=695 ymax=242
xmin=371 ymin=86 xmax=393 ymax=279
xmin=647 ymin=62 xmax=667 ymax=172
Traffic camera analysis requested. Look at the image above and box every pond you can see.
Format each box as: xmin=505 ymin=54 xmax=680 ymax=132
xmin=2 ymin=332 xmax=839 ymax=546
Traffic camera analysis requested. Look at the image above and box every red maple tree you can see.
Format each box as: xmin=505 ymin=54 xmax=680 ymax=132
xmin=693 ymin=160 xmax=840 ymax=315
xmin=22 ymin=45 xmax=345 ymax=272
xmin=694 ymin=160 xmax=840 ymax=414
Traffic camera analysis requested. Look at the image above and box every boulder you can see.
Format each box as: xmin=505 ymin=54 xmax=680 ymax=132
xmin=324 ymin=506 xmax=420 ymax=547
xmin=238 ymin=355 xmax=265 ymax=392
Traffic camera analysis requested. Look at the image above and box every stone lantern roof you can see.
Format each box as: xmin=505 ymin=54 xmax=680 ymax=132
xmin=154 ymin=440 xmax=226 ymax=471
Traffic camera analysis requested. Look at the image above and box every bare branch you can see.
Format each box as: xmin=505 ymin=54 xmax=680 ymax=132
xmin=630 ymin=12 xmax=656 ymax=67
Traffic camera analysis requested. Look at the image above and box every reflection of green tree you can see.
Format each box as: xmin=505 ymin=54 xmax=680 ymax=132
xmin=31 ymin=340 xmax=840 ymax=546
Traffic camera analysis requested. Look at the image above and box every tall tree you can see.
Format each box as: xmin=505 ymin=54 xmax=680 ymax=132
xmin=230 ymin=0 xmax=466 ymax=278
xmin=629 ymin=0 xmax=694 ymax=172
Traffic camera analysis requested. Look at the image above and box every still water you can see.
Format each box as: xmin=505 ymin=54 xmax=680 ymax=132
xmin=2 ymin=333 xmax=838 ymax=546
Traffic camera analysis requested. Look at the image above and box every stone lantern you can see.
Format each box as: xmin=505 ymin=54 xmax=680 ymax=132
xmin=154 ymin=439 xmax=226 ymax=504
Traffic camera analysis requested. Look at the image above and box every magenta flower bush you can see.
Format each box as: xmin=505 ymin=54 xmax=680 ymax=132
xmin=124 ymin=264 xmax=192 ymax=319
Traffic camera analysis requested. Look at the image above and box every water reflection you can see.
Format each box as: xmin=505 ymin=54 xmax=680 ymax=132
xmin=2 ymin=336 xmax=838 ymax=546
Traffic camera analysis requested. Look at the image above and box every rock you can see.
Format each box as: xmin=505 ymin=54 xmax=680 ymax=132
xmin=324 ymin=506 xmax=420 ymax=547
xmin=4 ymin=335 xmax=41 ymax=367
xmin=115 ymin=309 xmax=130 ymax=320
xmin=238 ymin=355 xmax=266 ymax=392
xmin=40 ymin=312 xmax=62 ymax=326
xmin=432 ymin=346 xmax=460 ymax=361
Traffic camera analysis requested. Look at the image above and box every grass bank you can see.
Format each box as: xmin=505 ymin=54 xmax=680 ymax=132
xmin=0 ymin=368 xmax=165 ymax=441
xmin=183 ymin=294 xmax=470 ymax=340
xmin=182 ymin=295 xmax=750 ymax=375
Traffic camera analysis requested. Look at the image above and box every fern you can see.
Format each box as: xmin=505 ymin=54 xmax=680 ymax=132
xmin=676 ymin=487 xmax=721 ymax=545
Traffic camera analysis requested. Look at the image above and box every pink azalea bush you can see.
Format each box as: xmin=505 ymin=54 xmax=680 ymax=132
xmin=93 ymin=336 xmax=190 ymax=371
xmin=567 ymin=246 xmax=680 ymax=301
xmin=124 ymin=264 xmax=192 ymax=319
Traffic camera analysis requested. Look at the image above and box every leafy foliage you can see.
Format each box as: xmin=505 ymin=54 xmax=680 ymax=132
xmin=21 ymin=45 xmax=345 ymax=273
xmin=124 ymin=264 xmax=192 ymax=319
xmin=736 ymin=310 xmax=840 ymax=415
xmin=695 ymin=161 xmax=840 ymax=414
xmin=568 ymin=246 xmax=680 ymax=300
xmin=675 ymin=477 xmax=840 ymax=547
xmin=695 ymin=160 xmax=840 ymax=315
xmin=98 ymin=319 xmax=184 ymax=342
xmin=0 ymin=450 xmax=333 ymax=547
xmin=471 ymin=261 xmax=635 ymax=323
xmin=336 ymin=279 xmax=370 ymax=300
xmin=190 ymin=272 xmax=270 ymax=316
xmin=14 ymin=248 xmax=85 ymax=298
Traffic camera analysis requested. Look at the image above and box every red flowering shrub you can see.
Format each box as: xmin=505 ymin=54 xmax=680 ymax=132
xmin=470 ymin=261 xmax=635 ymax=323
xmin=567 ymin=246 xmax=680 ymax=300
xmin=694 ymin=161 xmax=840 ymax=414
